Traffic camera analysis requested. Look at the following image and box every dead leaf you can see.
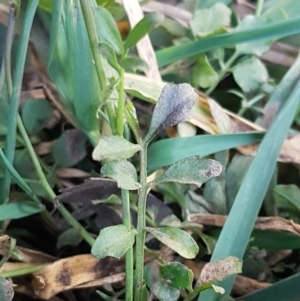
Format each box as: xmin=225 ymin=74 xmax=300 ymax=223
xmin=189 ymin=214 xmax=300 ymax=236
xmin=55 ymin=168 xmax=90 ymax=178
xmin=32 ymin=254 xmax=124 ymax=299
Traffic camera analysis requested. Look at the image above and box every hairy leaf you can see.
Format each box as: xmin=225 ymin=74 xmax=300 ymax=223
xmin=144 ymin=83 xmax=198 ymax=144
xmin=92 ymin=136 xmax=141 ymax=161
xmin=101 ymin=159 xmax=141 ymax=190
xmin=146 ymin=227 xmax=199 ymax=259
xmin=92 ymin=225 xmax=136 ymax=259
xmin=151 ymin=156 xmax=222 ymax=187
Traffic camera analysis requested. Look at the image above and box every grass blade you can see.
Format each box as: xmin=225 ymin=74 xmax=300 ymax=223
xmin=238 ymin=273 xmax=300 ymax=301
xmin=0 ymin=149 xmax=33 ymax=196
xmin=0 ymin=201 xmax=45 ymax=221
xmin=147 ymin=132 xmax=264 ymax=173
xmin=198 ymin=79 xmax=300 ymax=300
xmin=156 ymin=17 xmax=300 ymax=67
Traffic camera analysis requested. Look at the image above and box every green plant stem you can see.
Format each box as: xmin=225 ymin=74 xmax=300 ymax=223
xmin=135 ymin=143 xmax=148 ymax=301
xmin=255 ymin=0 xmax=265 ymax=17
xmin=238 ymin=93 xmax=265 ymax=116
xmin=17 ymin=116 xmax=95 ymax=246
xmin=121 ymin=189 xmax=134 ymax=301
xmin=79 ymin=0 xmax=117 ymax=134
xmin=117 ymin=68 xmax=125 ymax=136
xmin=206 ymin=51 xmax=239 ymax=95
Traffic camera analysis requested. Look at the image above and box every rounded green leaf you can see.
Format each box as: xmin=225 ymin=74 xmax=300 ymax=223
xmin=92 ymin=136 xmax=141 ymax=162
xmin=0 ymin=277 xmax=14 ymax=301
xmin=152 ymin=156 xmax=222 ymax=187
xmin=144 ymin=83 xmax=198 ymax=144
xmin=92 ymin=225 xmax=136 ymax=259
xmin=160 ymin=262 xmax=194 ymax=291
xmin=21 ymin=99 xmax=54 ymax=134
xmin=232 ymin=57 xmax=268 ymax=93
xmin=52 ymin=129 xmax=87 ymax=167
xmin=146 ymin=227 xmax=199 ymax=259
xmin=101 ymin=159 xmax=141 ymax=190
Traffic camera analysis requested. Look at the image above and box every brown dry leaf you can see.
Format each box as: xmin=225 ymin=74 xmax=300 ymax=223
xmin=32 ymin=254 xmax=124 ymax=299
xmin=34 ymin=141 xmax=55 ymax=156
xmin=189 ymin=214 xmax=300 ymax=236
xmin=122 ymin=0 xmax=162 ymax=80
xmin=55 ymin=168 xmax=90 ymax=179
xmin=185 ymin=260 xmax=271 ymax=296
xmin=265 ymin=250 xmax=292 ymax=267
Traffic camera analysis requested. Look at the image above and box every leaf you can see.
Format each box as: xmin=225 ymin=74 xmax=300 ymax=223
xmin=156 ymin=17 xmax=300 ymax=67
xmin=235 ymin=16 xmax=271 ymax=56
xmin=0 ymin=202 xmax=45 ymax=221
xmin=191 ymin=54 xmax=218 ymax=89
xmin=207 ymin=98 xmax=230 ymax=134
xmin=92 ymin=136 xmax=141 ymax=161
xmin=97 ymin=42 xmax=121 ymax=73
xmin=52 ymin=129 xmax=87 ymax=167
xmin=120 ymin=57 xmax=149 ymax=74
xmin=101 ymin=159 xmax=141 ymax=190
xmin=0 ymin=149 xmax=33 ymax=197
xmin=190 ymin=3 xmax=232 ymax=37
xmin=146 ymin=227 xmax=199 ymax=259
xmin=236 ymin=271 xmax=300 ymax=301
xmin=196 ymin=256 xmax=242 ymax=287
xmin=91 ymin=225 xmax=136 ymax=259
xmin=49 ymin=1 xmax=103 ymax=142
xmin=57 ymin=228 xmax=83 ymax=249
xmin=124 ymin=12 xmax=164 ymax=52
xmin=160 ymin=262 xmax=194 ymax=291
xmin=232 ymin=57 xmax=268 ymax=93
xmin=144 ymin=83 xmax=198 ymax=144
xmin=151 ymin=156 xmax=222 ymax=187
xmin=21 ymin=99 xmax=54 ymax=134
xmin=147 ymin=132 xmax=264 ymax=173
xmin=144 ymin=263 xmax=180 ymax=301
xmin=124 ymin=98 xmax=141 ymax=143
xmin=0 ymin=277 xmax=14 ymax=301
xmin=93 ymin=5 xmax=123 ymax=56
xmin=273 ymin=184 xmax=300 ymax=212
xmin=124 ymin=73 xmax=165 ymax=104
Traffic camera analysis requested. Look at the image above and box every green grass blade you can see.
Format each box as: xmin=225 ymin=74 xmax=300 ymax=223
xmin=238 ymin=273 xmax=300 ymax=301
xmin=0 ymin=201 xmax=45 ymax=221
xmin=156 ymin=17 xmax=300 ymax=67
xmin=147 ymin=132 xmax=264 ymax=173
xmin=199 ymin=80 xmax=300 ymax=301
xmin=1 ymin=0 xmax=39 ymax=204
xmin=0 ymin=149 xmax=33 ymax=196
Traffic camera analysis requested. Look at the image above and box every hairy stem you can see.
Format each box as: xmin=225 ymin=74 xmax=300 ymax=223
xmin=135 ymin=143 xmax=148 ymax=301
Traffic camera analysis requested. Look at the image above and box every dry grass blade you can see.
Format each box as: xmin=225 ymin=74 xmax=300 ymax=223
xmin=189 ymin=214 xmax=300 ymax=236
